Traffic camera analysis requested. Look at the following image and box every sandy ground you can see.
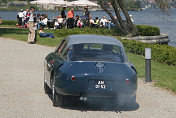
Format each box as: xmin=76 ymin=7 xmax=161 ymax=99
xmin=0 ymin=37 xmax=176 ymax=118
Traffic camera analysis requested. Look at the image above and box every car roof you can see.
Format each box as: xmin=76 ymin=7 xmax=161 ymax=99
xmin=65 ymin=34 xmax=124 ymax=48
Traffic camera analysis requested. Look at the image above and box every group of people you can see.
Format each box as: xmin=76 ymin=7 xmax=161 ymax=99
xmin=17 ymin=9 xmax=31 ymax=28
xmin=20 ymin=6 xmax=134 ymax=44
xmin=17 ymin=8 xmax=48 ymax=29
xmin=19 ymin=6 xmax=55 ymax=44
xmin=54 ymin=7 xmax=91 ymax=29
xmin=52 ymin=7 xmax=134 ymax=30
xmin=25 ymin=6 xmax=55 ymax=44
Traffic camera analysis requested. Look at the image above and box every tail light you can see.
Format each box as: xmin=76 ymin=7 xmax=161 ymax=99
xmin=50 ymin=60 xmax=54 ymax=64
xmin=126 ymin=78 xmax=130 ymax=84
xmin=71 ymin=76 xmax=76 ymax=81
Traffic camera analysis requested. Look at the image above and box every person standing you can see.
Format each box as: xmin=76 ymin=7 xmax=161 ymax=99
xmin=67 ymin=8 xmax=74 ymax=28
xmin=84 ymin=6 xmax=90 ymax=26
xmin=27 ymin=6 xmax=35 ymax=44
xmin=61 ymin=7 xmax=66 ymax=19
xmin=23 ymin=9 xmax=29 ymax=28
xmin=17 ymin=9 xmax=24 ymax=28
xmin=84 ymin=6 xmax=90 ymax=18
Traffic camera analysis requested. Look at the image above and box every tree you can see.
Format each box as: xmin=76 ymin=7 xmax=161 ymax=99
xmin=99 ymin=0 xmax=138 ymax=36
xmin=154 ymin=0 xmax=175 ymax=14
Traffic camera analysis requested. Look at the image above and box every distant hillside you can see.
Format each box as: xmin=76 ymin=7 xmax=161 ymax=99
xmin=0 ymin=0 xmax=34 ymax=3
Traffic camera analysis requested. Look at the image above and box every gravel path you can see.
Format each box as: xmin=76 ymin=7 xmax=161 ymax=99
xmin=0 ymin=37 xmax=176 ymax=118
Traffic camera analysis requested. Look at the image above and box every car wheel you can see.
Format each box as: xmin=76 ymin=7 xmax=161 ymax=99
xmin=44 ymin=73 xmax=51 ymax=94
xmin=52 ymin=82 xmax=64 ymax=107
xmin=44 ymin=82 xmax=51 ymax=94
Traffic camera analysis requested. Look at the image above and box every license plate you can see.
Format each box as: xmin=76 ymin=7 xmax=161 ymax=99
xmin=95 ymin=80 xmax=106 ymax=89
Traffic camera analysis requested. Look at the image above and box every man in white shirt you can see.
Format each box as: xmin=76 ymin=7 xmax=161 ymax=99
xmin=17 ymin=9 xmax=24 ymax=28
xmin=100 ymin=16 xmax=108 ymax=28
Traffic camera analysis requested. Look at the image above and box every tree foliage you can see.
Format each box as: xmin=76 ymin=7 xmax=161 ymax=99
xmin=154 ymin=0 xmax=175 ymax=14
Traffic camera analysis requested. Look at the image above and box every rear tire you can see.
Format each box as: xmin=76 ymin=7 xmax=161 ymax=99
xmin=44 ymin=82 xmax=51 ymax=94
xmin=44 ymin=66 xmax=51 ymax=94
xmin=52 ymin=81 xmax=64 ymax=107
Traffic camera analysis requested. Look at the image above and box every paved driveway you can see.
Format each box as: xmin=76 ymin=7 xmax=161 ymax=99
xmin=0 ymin=37 xmax=176 ymax=118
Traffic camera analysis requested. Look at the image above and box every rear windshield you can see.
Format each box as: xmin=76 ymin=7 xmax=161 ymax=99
xmin=66 ymin=43 xmax=126 ymax=63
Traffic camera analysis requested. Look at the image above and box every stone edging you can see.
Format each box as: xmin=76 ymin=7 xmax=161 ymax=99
xmin=121 ymin=33 xmax=170 ymax=44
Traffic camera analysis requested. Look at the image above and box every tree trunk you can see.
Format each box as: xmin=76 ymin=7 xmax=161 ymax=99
xmin=111 ymin=0 xmax=129 ymax=34
xmin=99 ymin=0 xmax=138 ymax=36
xmin=117 ymin=0 xmax=138 ymax=36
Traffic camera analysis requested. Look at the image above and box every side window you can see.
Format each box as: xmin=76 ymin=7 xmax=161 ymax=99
xmin=57 ymin=41 xmax=67 ymax=56
xmin=63 ymin=46 xmax=72 ymax=60
xmin=112 ymin=46 xmax=121 ymax=54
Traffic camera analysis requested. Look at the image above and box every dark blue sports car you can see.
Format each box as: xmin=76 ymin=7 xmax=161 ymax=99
xmin=44 ymin=34 xmax=137 ymax=107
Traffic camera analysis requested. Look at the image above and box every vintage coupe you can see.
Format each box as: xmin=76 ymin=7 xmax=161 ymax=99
xmin=44 ymin=35 xmax=137 ymax=107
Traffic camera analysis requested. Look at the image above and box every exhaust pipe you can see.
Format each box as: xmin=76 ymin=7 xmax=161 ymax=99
xmin=79 ymin=96 xmax=87 ymax=101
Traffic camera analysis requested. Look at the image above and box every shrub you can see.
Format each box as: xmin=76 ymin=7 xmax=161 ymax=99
xmin=2 ymin=20 xmax=17 ymax=25
xmin=54 ymin=27 xmax=123 ymax=37
xmin=119 ymin=39 xmax=176 ymax=66
xmin=54 ymin=25 xmax=160 ymax=37
xmin=136 ymin=25 xmax=160 ymax=36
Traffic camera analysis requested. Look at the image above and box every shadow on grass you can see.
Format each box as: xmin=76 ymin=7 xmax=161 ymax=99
xmin=0 ymin=28 xmax=28 ymax=36
xmin=47 ymin=94 xmax=139 ymax=112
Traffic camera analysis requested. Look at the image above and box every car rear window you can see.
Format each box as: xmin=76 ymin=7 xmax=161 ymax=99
xmin=66 ymin=43 xmax=126 ymax=63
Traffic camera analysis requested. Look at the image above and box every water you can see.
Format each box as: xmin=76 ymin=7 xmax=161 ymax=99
xmin=0 ymin=9 xmax=176 ymax=47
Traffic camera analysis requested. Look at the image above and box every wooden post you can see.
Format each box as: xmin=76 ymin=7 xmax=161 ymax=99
xmin=58 ymin=7 xmax=60 ymax=16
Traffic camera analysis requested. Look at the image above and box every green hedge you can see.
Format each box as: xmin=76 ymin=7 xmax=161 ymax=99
xmin=119 ymin=39 xmax=176 ymax=66
xmin=54 ymin=27 xmax=121 ymax=37
xmin=2 ymin=20 xmax=17 ymax=25
xmin=54 ymin=25 xmax=160 ymax=37
xmin=136 ymin=25 xmax=160 ymax=36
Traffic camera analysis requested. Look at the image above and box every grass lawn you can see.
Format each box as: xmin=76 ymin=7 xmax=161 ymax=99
xmin=0 ymin=25 xmax=17 ymax=28
xmin=0 ymin=28 xmax=176 ymax=92
xmin=0 ymin=28 xmax=63 ymax=47
xmin=127 ymin=53 xmax=176 ymax=92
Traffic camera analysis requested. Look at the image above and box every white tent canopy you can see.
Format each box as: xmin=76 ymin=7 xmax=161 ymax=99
xmin=68 ymin=0 xmax=99 ymax=16
xmin=69 ymin=0 xmax=99 ymax=7
xmin=30 ymin=0 xmax=68 ymax=17
xmin=53 ymin=0 xmax=69 ymax=6
xmin=30 ymin=0 xmax=54 ymax=5
xmin=30 ymin=0 xmax=67 ymax=6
